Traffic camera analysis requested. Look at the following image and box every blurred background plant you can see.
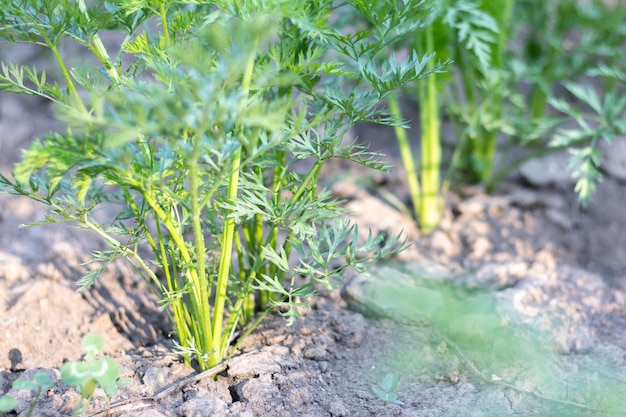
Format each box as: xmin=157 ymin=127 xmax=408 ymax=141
xmin=511 ymin=0 xmax=626 ymax=206
xmin=379 ymin=0 xmax=626 ymax=230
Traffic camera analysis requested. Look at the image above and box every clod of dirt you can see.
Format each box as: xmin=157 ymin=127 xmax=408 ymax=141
xmin=227 ymin=346 xmax=297 ymax=379
xmin=519 ymin=150 xmax=575 ymax=186
xmin=599 ymin=137 xmax=626 ymax=181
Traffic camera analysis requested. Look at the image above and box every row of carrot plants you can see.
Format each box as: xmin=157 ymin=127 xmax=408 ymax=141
xmin=387 ymin=0 xmax=626 ymax=230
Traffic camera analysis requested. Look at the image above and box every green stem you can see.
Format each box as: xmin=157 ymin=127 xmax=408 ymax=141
xmin=24 ymin=388 xmax=41 ymax=417
xmin=140 ymin=191 xmax=206 ymax=337
xmin=288 ymin=160 xmax=323 ymax=207
xmin=212 ymin=43 xmax=257 ymax=366
xmin=417 ymin=27 xmax=442 ymax=232
xmin=156 ymin=217 xmax=192 ymax=367
xmin=76 ymin=0 xmax=120 ymax=84
xmin=120 ymin=184 xmax=192 ymax=366
xmin=189 ymin=132 xmax=213 ymax=370
xmin=530 ymin=86 xmax=548 ymax=121
xmin=491 ymin=1 xmax=514 ymax=70
xmin=388 ymin=95 xmax=421 ymax=221
xmin=487 ymin=136 xmax=595 ymax=190
xmin=227 ymin=301 xmax=283 ymax=361
xmin=479 ymin=0 xmax=514 ymax=184
xmin=48 ymin=43 xmax=87 ymax=113
xmin=160 ymin=2 xmax=171 ymax=44
xmin=140 ymin=193 xmax=194 ymax=268
xmin=220 ymin=269 xmax=258 ymax=357
xmin=78 ymin=215 xmax=160 ymax=287
xmin=234 ymin=230 xmax=255 ymax=323
xmin=212 ymin=150 xmax=242 ymax=365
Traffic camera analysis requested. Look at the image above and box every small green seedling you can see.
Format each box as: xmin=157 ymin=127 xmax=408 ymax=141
xmin=0 ymin=395 xmax=16 ymax=413
xmin=60 ymin=334 xmax=131 ymax=417
xmin=0 ymin=371 xmax=55 ymax=417
xmin=372 ymin=373 xmax=404 ymax=405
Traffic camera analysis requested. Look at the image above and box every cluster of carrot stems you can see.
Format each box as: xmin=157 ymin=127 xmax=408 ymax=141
xmin=389 ymin=0 xmax=626 ymax=230
xmin=388 ymin=1 xmax=514 ymax=232
xmin=3 ymin=0 xmax=428 ymax=372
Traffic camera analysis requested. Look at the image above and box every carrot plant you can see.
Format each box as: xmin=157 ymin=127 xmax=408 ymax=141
xmin=336 ymin=0 xmax=449 ymax=232
xmin=388 ymin=0 xmax=626 ymax=230
xmin=548 ymin=79 xmax=626 ymax=206
xmin=442 ymin=0 xmax=516 ymax=187
xmin=0 ymin=0 xmax=440 ymax=370
xmin=514 ymin=0 xmax=626 ymax=122
xmin=493 ymin=0 xmax=626 ymax=198
xmin=387 ymin=0 xmax=508 ymax=231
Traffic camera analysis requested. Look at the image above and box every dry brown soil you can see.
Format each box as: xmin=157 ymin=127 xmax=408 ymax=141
xmin=2 ymin=49 xmax=626 ymax=417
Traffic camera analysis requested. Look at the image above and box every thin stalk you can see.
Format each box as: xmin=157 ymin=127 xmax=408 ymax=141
xmin=288 ymin=160 xmax=323 ymax=207
xmin=262 ymin=226 xmax=280 ymax=307
xmin=220 ymin=268 xmax=258 ymax=357
xmin=120 ymin=183 xmax=193 ymax=365
xmin=530 ymin=87 xmax=548 ymax=121
xmin=261 ymin=153 xmax=289 ymax=309
xmin=24 ymin=387 xmax=41 ymax=417
xmin=77 ymin=215 xmax=160 ymax=287
xmin=212 ymin=146 xmax=242 ymax=365
xmin=491 ymin=1 xmax=514 ymax=70
xmin=487 ymin=135 xmax=595 ymax=189
xmin=140 ymin=191 xmax=208 ymax=355
xmin=479 ymin=0 xmax=514 ymax=183
xmin=141 ymin=194 xmax=196 ymax=272
xmin=76 ymin=0 xmax=120 ymax=84
xmin=417 ymin=26 xmax=442 ymax=232
xmin=157 ymin=220 xmax=192 ymax=367
xmin=459 ymin=50 xmax=478 ymax=111
xmin=449 ymin=45 xmax=483 ymax=184
xmin=227 ymin=301 xmax=283 ymax=361
xmin=159 ymin=2 xmax=171 ymax=44
xmin=272 ymin=150 xmax=287 ymax=206
xmin=48 ymin=42 xmax=87 ymax=113
xmin=252 ymin=167 xmax=265 ymax=308
xmin=234 ymin=229 xmax=255 ymax=324
xmin=211 ymin=45 xmax=257 ymax=365
xmin=388 ymin=95 xmax=422 ymax=222
xmin=258 ymin=158 xmax=285 ymax=309
xmin=189 ymin=133 xmax=213 ymax=370
xmin=458 ymin=50 xmax=479 ymax=176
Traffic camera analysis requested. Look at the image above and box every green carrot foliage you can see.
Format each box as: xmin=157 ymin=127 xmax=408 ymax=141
xmin=0 ymin=0 xmax=440 ymax=369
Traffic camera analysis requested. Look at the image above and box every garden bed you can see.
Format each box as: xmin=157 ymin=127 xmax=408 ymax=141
xmin=2 ymin=86 xmax=626 ymax=416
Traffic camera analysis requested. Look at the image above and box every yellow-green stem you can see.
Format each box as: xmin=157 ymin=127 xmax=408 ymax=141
xmin=418 ymin=27 xmax=442 ymax=232
xmin=119 ymin=186 xmax=190 ymax=362
xmin=140 ymin=191 xmax=206 ymax=334
xmin=160 ymin=226 xmax=191 ymax=366
xmin=388 ymin=95 xmax=422 ymax=222
xmin=212 ymin=147 xmax=242 ymax=366
xmin=160 ymin=2 xmax=171 ymax=45
xmin=480 ymin=0 xmax=514 ymax=183
xmin=289 ymin=160 xmax=322 ymax=207
xmin=79 ymin=215 xmax=160 ymax=287
xmin=189 ymin=133 xmax=213 ymax=370
xmin=76 ymin=0 xmax=120 ymax=84
xmin=212 ymin=44 xmax=257 ymax=365
xmin=48 ymin=43 xmax=87 ymax=113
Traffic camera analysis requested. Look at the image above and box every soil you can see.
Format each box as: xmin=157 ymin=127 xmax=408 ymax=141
xmin=2 ymin=47 xmax=626 ymax=416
